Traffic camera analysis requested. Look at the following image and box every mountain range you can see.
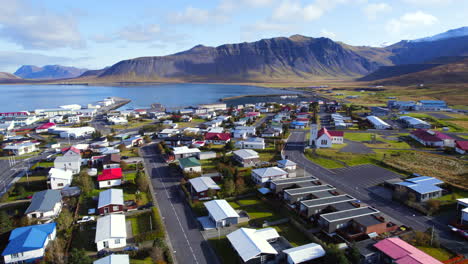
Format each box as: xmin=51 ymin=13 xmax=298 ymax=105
xmin=14 ymin=65 xmax=88 ymax=80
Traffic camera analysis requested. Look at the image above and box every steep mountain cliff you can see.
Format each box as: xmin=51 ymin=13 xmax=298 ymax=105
xmin=14 ymin=65 xmax=88 ymax=79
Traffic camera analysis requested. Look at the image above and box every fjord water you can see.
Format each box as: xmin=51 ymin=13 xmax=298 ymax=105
xmin=0 ymin=83 xmax=297 ymax=112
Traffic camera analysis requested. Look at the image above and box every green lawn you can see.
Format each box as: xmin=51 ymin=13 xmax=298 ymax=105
xmin=31 ymin=161 xmax=54 ymax=169
xmin=236 ymin=199 xmax=261 ymax=206
xmin=200 ymin=158 xmax=217 ymax=172
xmin=365 ymin=135 xmax=412 ymax=149
xmin=130 ymin=258 xmax=153 ymax=264
xmin=175 ymin=118 xmax=205 ymax=128
xmin=258 ymin=151 xmax=279 ymax=162
xmin=344 ymin=133 xmax=372 ymax=142
xmin=0 ymin=151 xmax=42 ymax=160
xmin=209 ymin=237 xmax=237 ymax=264
xmin=228 ymin=201 xmax=241 ymax=209
xmin=110 ymin=119 xmax=153 ymax=130
xmin=304 ymin=150 xmax=345 ymax=169
xmin=458 ymin=135 xmax=468 ymax=139
xmin=272 ymin=223 xmax=310 ymax=247
xmin=124 ymin=171 xmax=137 ymax=182
xmin=128 ymin=212 xmax=153 ymax=235
xmin=120 ymin=148 xmax=139 ymax=157
xmin=417 ymin=246 xmax=454 ymax=261
xmin=17 ymin=175 xmax=47 ymax=183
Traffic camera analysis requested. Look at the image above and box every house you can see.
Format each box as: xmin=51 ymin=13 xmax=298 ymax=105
xmin=199 ymin=103 xmax=227 ymax=111
xmin=205 ymin=132 xmax=231 ymax=145
xmin=108 ymin=116 xmax=128 ymax=125
xmin=204 ymin=200 xmax=240 ymax=227
xmin=227 ymin=227 xmax=280 ymax=264
xmin=193 ymin=140 xmax=206 ymax=148
xmin=164 ymin=135 xmax=195 ymax=147
xmin=416 ymin=100 xmax=447 ymax=111
xmin=157 ymin=128 xmax=180 ymax=138
xmin=35 ymin=122 xmax=56 ymax=133
xmin=179 ymin=157 xmax=202 ymax=173
xmin=269 ymin=177 xmax=317 ymax=194
xmin=370 ymin=107 xmax=390 ymax=117
xmin=289 ymin=121 xmax=307 ymax=129
xmin=318 ymin=207 xmax=381 ymax=234
xmin=235 ymin=137 xmax=266 ymax=150
xmin=98 ymin=189 xmax=124 ymax=215
xmin=172 ymin=146 xmax=201 ymax=159
xmin=183 ymin=127 xmax=201 ymax=135
xmin=398 ymin=116 xmax=431 ymax=129
xmin=59 ymin=126 xmax=95 ymax=138
xmin=310 ymin=126 xmax=344 ymax=148
xmin=49 ymin=115 xmax=63 ymax=123
xmin=123 ymin=136 xmax=143 ymax=148
xmin=456 ymin=198 xmax=468 ymax=225
xmin=188 ymin=177 xmax=221 ymax=199
xmin=197 ymin=151 xmax=217 ymax=160
xmin=94 ymin=255 xmax=130 ymax=264
xmin=410 ymin=129 xmax=454 ymax=147
xmin=25 ymin=190 xmax=62 ymax=220
xmin=233 ymin=149 xmax=260 ymax=167
xmin=233 ymin=126 xmax=256 ymax=139
xmin=455 ymin=141 xmax=468 ymax=154
xmin=387 ymin=100 xmax=417 ymax=110
xmin=95 ymin=214 xmax=127 ymax=251
xmin=2 ymin=223 xmax=56 ymax=264
xmin=3 ymin=141 xmax=39 ymax=156
xmin=277 ymin=159 xmax=297 ymax=171
xmin=252 ymin=167 xmax=288 ymax=185
xmin=54 ymin=150 xmax=81 ymax=174
xmin=374 ymin=237 xmax=442 ymax=264
xmin=48 ymin=168 xmax=73 ymax=190
xmin=261 ymin=128 xmax=280 ymax=137
xmin=366 ymin=116 xmax=391 ymax=130
xmin=394 ymin=176 xmax=444 ymax=202
xmin=98 ymin=168 xmax=123 ymax=188
xmin=282 ymin=243 xmax=325 ymax=264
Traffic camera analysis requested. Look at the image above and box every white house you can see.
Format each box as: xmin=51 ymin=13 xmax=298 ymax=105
xmin=25 ymin=190 xmax=62 ymax=220
xmin=2 ymin=223 xmax=56 ymax=264
xmin=95 ymin=214 xmax=127 ymax=251
xmin=179 ymin=157 xmax=202 ymax=173
xmin=59 ymin=126 xmax=95 ymax=139
xmin=366 ymin=115 xmax=391 ymax=130
xmin=172 ymin=146 xmax=201 ymax=159
xmin=282 ymin=243 xmax=326 ymax=264
xmin=108 ymin=116 xmax=128 ymax=125
xmin=54 ymin=150 xmax=81 ymax=174
xmin=310 ymin=126 xmax=344 ymax=148
xmin=204 ymin=200 xmax=240 ymax=228
xmin=67 ymin=115 xmax=81 ymax=124
xmin=233 ymin=126 xmax=256 ymax=139
xmin=251 ymin=167 xmax=288 ymax=185
xmin=48 ymin=168 xmax=73 ymax=190
xmin=227 ymin=227 xmax=280 ymax=263
xmin=94 ymin=255 xmax=130 ymax=264
xmin=157 ymin=128 xmax=180 ymax=138
xmin=49 ymin=115 xmax=64 ymax=123
xmin=277 ymin=159 xmax=297 ymax=171
xmin=235 ymin=137 xmax=266 ymax=150
xmin=3 ymin=141 xmax=39 ymax=156
xmin=98 ymin=168 xmax=123 ymax=189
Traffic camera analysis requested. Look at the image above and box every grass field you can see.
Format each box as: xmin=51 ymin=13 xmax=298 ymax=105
xmin=130 ymin=258 xmax=153 ymax=264
xmin=200 ymin=158 xmax=217 ymax=172
xmin=417 ymin=246 xmax=454 ymax=261
xmin=110 ymin=119 xmax=153 ymax=130
xmin=128 ymin=212 xmax=153 ymax=235
xmin=344 ymin=133 xmax=372 ymax=142
xmin=175 ymin=118 xmax=205 ymax=128
xmin=209 ymin=237 xmax=237 ymax=264
xmin=31 ymin=161 xmax=54 ymax=169
xmin=120 ymin=148 xmax=139 ymax=157
xmin=365 ymin=135 xmax=412 ymax=149
xmin=304 ymin=151 xmax=345 ymax=169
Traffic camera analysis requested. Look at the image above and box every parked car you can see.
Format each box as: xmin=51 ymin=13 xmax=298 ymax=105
xmin=77 ymin=216 xmax=95 ymax=223
xmin=122 ymin=156 xmax=129 ymax=159
xmin=138 ymin=202 xmax=153 ymax=210
xmin=123 ymin=246 xmax=139 ymax=252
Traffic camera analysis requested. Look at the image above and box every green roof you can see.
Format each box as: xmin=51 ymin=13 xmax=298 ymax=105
xmin=179 ymin=157 xmax=201 ymax=168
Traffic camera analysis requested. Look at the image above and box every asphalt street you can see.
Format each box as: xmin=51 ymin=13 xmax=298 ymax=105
xmin=141 ymin=144 xmax=220 ymax=264
xmin=284 ymin=131 xmax=468 ymax=255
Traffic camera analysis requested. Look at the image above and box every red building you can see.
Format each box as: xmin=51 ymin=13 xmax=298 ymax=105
xmin=205 ymin=132 xmax=231 ymax=145
xmin=97 ymin=188 xmax=124 ymax=215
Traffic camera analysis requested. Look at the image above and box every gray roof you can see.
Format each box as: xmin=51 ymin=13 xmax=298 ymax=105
xmin=353 ymin=215 xmax=383 ymax=227
xmin=320 ymin=207 xmax=379 ymax=223
xmin=252 ymin=167 xmax=288 ymax=178
xmin=330 ymin=202 xmax=359 ymax=211
xmin=54 ymin=154 xmax=81 ymax=163
xmin=233 ymin=149 xmax=259 ymax=159
xmin=271 ymin=176 xmax=316 ymax=186
xmin=98 ymin=188 xmax=124 ymax=208
xmin=300 ymin=195 xmax=355 ymax=208
xmin=25 ymin=190 xmax=62 ymax=214
xmin=355 ymin=239 xmax=378 ymax=257
xmin=284 ymin=185 xmax=335 ymax=196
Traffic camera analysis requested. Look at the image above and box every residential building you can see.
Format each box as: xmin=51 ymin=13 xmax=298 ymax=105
xmin=205 ymin=132 xmax=231 ymax=145
xmin=233 ymin=149 xmax=260 ymax=167
xmin=387 ymin=100 xmax=416 ymax=110
xmin=394 ymin=176 xmax=444 ymax=202
xmin=282 ymin=243 xmax=325 ymax=264
xmin=289 ymin=121 xmax=307 ymax=129
xmin=370 ymin=107 xmax=390 ymax=116
xmin=122 ymin=136 xmax=143 ymax=148
xmin=410 ymin=129 xmax=454 ymax=147
xmin=54 ymin=150 xmax=81 ymax=174
xmin=197 ymin=151 xmax=217 ymax=160
xmin=286 ymin=185 xmax=337 ymax=206
xmin=98 ymin=189 xmax=124 ymax=215
xmin=188 ymin=177 xmax=221 ymax=199
xmin=233 ymin=126 xmax=256 ymax=139
xmin=261 ymin=128 xmax=280 ymax=137
xmin=48 ymin=168 xmax=73 ymax=190
xmin=235 ymin=137 xmax=266 ymax=150
xmin=157 ymin=128 xmax=180 ymax=138
xmin=172 ymin=146 xmax=201 ymax=159
xmin=310 ymin=126 xmax=344 ymax=148
xmin=398 ymin=116 xmax=431 ymax=129
xmin=164 ymin=135 xmax=195 ymax=147
xmin=179 ymin=157 xmax=202 ymax=173
xmin=318 ymin=207 xmax=380 ymax=234
xmin=108 ymin=116 xmax=128 ymax=125
xmin=35 ymin=122 xmax=56 ymax=133
xmin=366 ymin=116 xmax=391 ymax=130
xmin=49 ymin=115 xmax=63 ymax=123
xmin=98 ymin=168 xmax=123 ymax=188
xmin=3 ymin=141 xmax=39 ymax=156
xmin=456 ymin=198 xmax=468 ymax=225
xmin=277 ymin=159 xmax=297 ymax=171
xmin=269 ymin=177 xmax=317 ymax=194
xmin=374 ymin=237 xmax=442 ymax=264
xmin=227 ymin=227 xmax=281 ymax=264
xmin=416 ymin=100 xmax=447 ymax=111
xmin=2 ymin=223 xmax=56 ymax=264
xmin=95 ymin=214 xmax=127 ymax=251
xmin=252 ymin=167 xmax=288 ymax=185
xmin=25 ymin=190 xmax=62 ymax=220
xmin=68 ymin=115 xmax=81 ymax=124
xmin=58 ymin=126 xmax=95 ymax=138
xmin=204 ymin=199 xmax=240 ymax=227
xmin=94 ymin=255 xmax=130 ymax=264
xmin=455 ymin=141 xmax=468 ymax=154
xmin=0 ymin=111 xmax=29 ymax=118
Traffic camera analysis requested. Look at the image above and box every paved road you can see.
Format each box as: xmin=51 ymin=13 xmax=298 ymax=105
xmin=284 ymin=131 xmax=468 ymax=255
xmin=141 ymin=144 xmax=220 ymax=264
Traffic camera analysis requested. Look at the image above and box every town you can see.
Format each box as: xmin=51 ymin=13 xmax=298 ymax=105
xmin=0 ymin=89 xmax=467 ymax=264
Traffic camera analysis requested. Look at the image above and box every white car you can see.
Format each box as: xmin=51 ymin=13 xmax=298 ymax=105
xmin=77 ymin=216 xmax=95 ymax=223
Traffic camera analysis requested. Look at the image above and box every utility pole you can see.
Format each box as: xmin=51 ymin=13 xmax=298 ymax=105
xmin=430 ymin=225 xmax=434 ymax=246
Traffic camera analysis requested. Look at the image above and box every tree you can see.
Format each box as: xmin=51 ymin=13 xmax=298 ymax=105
xmin=235 ymin=177 xmax=246 ymax=195
xmin=0 ymin=211 xmax=13 ymax=234
xmin=348 ymin=243 xmax=361 ymax=264
xmin=120 ymin=161 xmax=128 ymax=171
xmin=207 ymin=188 xmax=217 ymax=198
xmin=143 ymin=135 xmax=151 ymax=143
xmin=56 ymin=208 xmax=74 ymax=232
xmin=224 ymin=140 xmax=234 ymax=151
xmin=91 ymin=130 xmax=102 ymax=140
xmin=44 ymin=238 xmax=66 ymax=264
xmin=75 ymin=171 xmax=93 ymax=194
xmin=135 ymin=170 xmax=149 ymax=192
xmin=68 ymin=248 xmax=92 ymax=264
xmin=16 ymin=185 xmax=26 ymax=197
xmin=118 ymin=144 xmax=127 ymax=152
xmin=0 ymin=134 xmax=4 ymax=142
xmin=426 ymin=199 xmax=441 ymax=215
xmin=223 ymin=179 xmax=235 ymax=197
xmin=324 ymin=244 xmax=350 ymax=264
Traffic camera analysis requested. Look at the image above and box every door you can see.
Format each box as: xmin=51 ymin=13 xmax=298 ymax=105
xmin=103 ymin=241 xmax=109 ymax=248
xmin=104 ymin=207 xmax=109 ymax=214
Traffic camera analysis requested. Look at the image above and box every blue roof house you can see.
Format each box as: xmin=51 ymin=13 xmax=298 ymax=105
xmin=2 ymin=223 xmax=56 ymax=264
xmin=395 ymin=176 xmax=444 ymax=202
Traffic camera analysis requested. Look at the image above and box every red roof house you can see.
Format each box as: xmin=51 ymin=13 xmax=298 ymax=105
xmin=314 ymin=127 xmax=344 ymax=148
xmin=61 ymin=146 xmax=81 ymax=154
xmin=410 ymin=129 xmax=454 ymax=147
xmin=455 ymin=140 xmax=468 ymax=154
xmin=205 ymin=133 xmax=231 ymax=144
xmin=97 ymin=168 xmax=123 ymax=188
xmin=374 ymin=237 xmax=442 ymax=264
xmin=35 ymin=122 xmax=56 ymax=133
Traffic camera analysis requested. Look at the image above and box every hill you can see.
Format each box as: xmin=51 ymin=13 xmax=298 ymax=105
xmin=0 ymin=72 xmax=20 ymax=80
xmin=14 ymin=65 xmax=88 ymax=79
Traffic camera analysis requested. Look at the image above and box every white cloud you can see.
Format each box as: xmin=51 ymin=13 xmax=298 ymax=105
xmin=320 ymin=29 xmax=337 ymax=39
xmin=169 ymin=6 xmax=228 ymax=25
xmin=403 ymin=0 xmax=452 ymax=5
xmin=272 ymin=0 xmax=348 ymax=22
xmin=363 ymin=3 xmax=392 ymax=20
xmin=249 ymin=21 xmax=294 ymax=33
xmin=386 ymin=11 xmax=438 ymax=35
xmin=0 ymin=0 xmax=84 ymax=50
xmin=118 ymin=24 xmax=161 ymax=42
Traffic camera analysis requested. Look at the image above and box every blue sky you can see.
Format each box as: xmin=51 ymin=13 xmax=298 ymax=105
xmin=0 ymin=0 xmax=466 ymax=72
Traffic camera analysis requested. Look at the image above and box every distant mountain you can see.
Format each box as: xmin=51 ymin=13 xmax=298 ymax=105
xmin=358 ymin=64 xmax=441 ymax=81
xmin=0 ymin=72 xmax=20 ymax=80
xmin=79 ymin=67 xmax=109 ymax=78
xmin=14 ymin=65 xmax=88 ymax=79
xmin=411 ymin=27 xmax=468 ymax=43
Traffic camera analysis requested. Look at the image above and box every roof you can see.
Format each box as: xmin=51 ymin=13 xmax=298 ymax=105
xmin=55 ymin=152 xmax=81 ymax=163
xmin=36 ymin=122 xmax=56 ymax=130
xmin=98 ymin=168 xmax=123 ymax=181
xmin=2 ymin=223 xmax=56 ymax=256
xmin=419 ymin=100 xmax=446 ymax=105
xmin=396 ymin=176 xmax=444 ymax=194
xmin=189 ymin=177 xmax=221 ymax=193
xmin=95 ymin=214 xmax=127 ymax=242
xmin=282 ymin=243 xmax=326 ymax=263
xmin=277 ymin=159 xmax=297 ymax=167
xmin=329 ymin=130 xmax=344 ymax=137
xmin=456 ymin=141 xmax=468 ymax=151
xmin=252 ymin=167 xmax=288 ymax=178
xmin=49 ymin=168 xmax=73 ymax=181
xmin=227 ymin=228 xmax=279 ymax=262
xmin=367 ymin=115 xmax=391 ymax=128
xmin=353 ymin=215 xmax=384 ymax=227
xmin=300 ymin=194 xmax=355 ymax=208
xmin=98 ymin=189 xmax=124 ymax=208
xmin=173 ymin=146 xmax=201 ymax=155
xmin=233 ymin=149 xmax=259 ymax=159
xmin=25 ymin=190 xmax=62 ymax=214
xmin=204 ymin=200 xmax=239 ymax=222
xmin=410 ymin=129 xmax=453 ymax=142
xmin=179 ymin=157 xmax=201 ymax=168
xmin=320 ymin=207 xmax=379 ymax=223
xmin=285 ymin=185 xmax=335 ymax=196
xmin=374 ymin=237 xmax=442 ymax=264
xmin=94 ymin=254 xmax=130 ymax=264
xmin=205 ymin=132 xmax=231 ymax=141
xmin=271 ymin=176 xmax=316 ymax=186
xmin=399 ymin=116 xmax=430 ymax=126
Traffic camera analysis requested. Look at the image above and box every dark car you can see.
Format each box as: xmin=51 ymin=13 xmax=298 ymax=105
xmin=122 ymin=156 xmax=129 ymax=160
xmin=138 ymin=202 xmax=154 ymax=210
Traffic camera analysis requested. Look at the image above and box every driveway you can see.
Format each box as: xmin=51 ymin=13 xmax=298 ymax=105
xmin=339 ymin=139 xmax=374 ymax=154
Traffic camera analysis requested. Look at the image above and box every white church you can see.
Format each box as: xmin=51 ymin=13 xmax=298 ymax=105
xmin=309 ymin=124 xmax=344 ymax=148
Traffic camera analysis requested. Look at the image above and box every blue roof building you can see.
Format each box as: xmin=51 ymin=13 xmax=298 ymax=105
xmin=2 ymin=223 xmax=56 ymax=264
xmin=395 ymin=176 xmax=444 ymax=202
xmin=416 ymin=100 xmax=447 ymax=111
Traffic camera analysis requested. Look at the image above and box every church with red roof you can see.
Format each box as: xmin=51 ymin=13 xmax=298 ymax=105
xmin=310 ymin=125 xmax=344 ymax=148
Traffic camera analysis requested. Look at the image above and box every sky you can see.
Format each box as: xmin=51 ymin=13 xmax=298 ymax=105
xmin=0 ymin=0 xmax=466 ymax=72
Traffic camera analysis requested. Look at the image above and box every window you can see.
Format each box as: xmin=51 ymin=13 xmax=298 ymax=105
xmin=12 ymin=253 xmax=20 ymax=258
xmin=321 ymin=140 xmax=328 ymax=145
xmin=113 ymin=206 xmax=120 ymax=211
xmin=115 ymin=239 xmax=120 ymax=244
xmin=58 ymin=183 xmax=64 ymax=187
xmin=108 ymin=181 xmax=111 ymax=185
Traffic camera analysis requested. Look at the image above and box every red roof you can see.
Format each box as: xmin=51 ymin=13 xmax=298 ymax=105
xmin=329 ymin=130 xmax=344 ymax=137
xmin=296 ymin=118 xmax=309 ymax=122
xmin=410 ymin=129 xmax=453 ymax=142
xmin=246 ymin=112 xmax=260 ymax=117
xmin=97 ymin=168 xmax=123 ymax=181
xmin=61 ymin=146 xmax=80 ymax=154
xmin=456 ymin=140 xmax=468 ymax=151
xmin=205 ymin=132 xmax=231 ymax=141
xmin=374 ymin=238 xmax=442 ymax=264
xmin=36 ymin=122 xmax=56 ymax=130
xmin=317 ymin=128 xmax=344 ymax=138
